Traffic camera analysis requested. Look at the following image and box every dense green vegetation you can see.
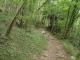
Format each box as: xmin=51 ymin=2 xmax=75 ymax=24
xmin=0 ymin=27 xmax=47 ymax=60
xmin=0 ymin=0 xmax=80 ymax=60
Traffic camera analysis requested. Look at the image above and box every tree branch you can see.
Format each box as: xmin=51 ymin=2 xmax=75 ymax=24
xmin=35 ymin=0 xmax=48 ymax=14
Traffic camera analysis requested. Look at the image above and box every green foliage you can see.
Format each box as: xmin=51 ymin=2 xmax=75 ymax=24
xmin=0 ymin=27 xmax=47 ymax=60
xmin=60 ymin=40 xmax=79 ymax=56
xmin=0 ymin=0 xmax=80 ymax=59
xmin=69 ymin=18 xmax=80 ymax=50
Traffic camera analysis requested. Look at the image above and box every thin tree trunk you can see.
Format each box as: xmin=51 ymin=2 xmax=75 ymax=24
xmin=20 ymin=7 xmax=24 ymax=28
xmin=35 ymin=0 xmax=48 ymax=14
xmin=6 ymin=1 xmax=27 ymax=36
xmin=63 ymin=0 xmax=78 ymax=39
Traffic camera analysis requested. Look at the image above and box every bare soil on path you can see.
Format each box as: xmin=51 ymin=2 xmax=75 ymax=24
xmin=37 ymin=28 xmax=68 ymax=60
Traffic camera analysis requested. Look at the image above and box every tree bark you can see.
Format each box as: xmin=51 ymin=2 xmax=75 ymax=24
xmin=19 ymin=7 xmax=24 ymax=28
xmin=6 ymin=1 xmax=27 ymax=36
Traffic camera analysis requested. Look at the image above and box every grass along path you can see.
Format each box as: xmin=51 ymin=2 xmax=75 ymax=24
xmin=37 ymin=28 xmax=73 ymax=60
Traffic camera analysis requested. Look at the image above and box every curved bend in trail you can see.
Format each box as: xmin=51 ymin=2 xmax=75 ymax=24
xmin=38 ymin=28 xmax=68 ymax=60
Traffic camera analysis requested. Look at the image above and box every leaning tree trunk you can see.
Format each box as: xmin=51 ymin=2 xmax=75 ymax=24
xmin=6 ymin=1 xmax=27 ymax=36
xmin=35 ymin=0 xmax=48 ymax=14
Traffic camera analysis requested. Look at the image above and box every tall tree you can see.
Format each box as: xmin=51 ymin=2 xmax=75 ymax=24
xmin=6 ymin=0 xmax=27 ymax=36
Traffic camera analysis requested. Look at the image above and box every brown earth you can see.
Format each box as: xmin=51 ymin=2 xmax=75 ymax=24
xmin=37 ymin=28 xmax=69 ymax=60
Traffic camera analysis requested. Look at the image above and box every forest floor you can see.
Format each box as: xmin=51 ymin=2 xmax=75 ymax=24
xmin=37 ymin=28 xmax=69 ymax=60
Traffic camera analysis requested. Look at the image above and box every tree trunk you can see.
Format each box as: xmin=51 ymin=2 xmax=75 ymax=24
xmin=6 ymin=1 xmax=27 ymax=36
xmin=63 ymin=0 xmax=78 ymax=39
xmin=19 ymin=7 xmax=24 ymax=28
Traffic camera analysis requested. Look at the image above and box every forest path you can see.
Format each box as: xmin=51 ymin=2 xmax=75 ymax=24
xmin=37 ymin=28 xmax=68 ymax=60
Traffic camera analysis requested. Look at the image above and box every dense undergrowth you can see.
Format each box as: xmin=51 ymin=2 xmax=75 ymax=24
xmin=0 ymin=27 xmax=47 ymax=60
xmin=60 ymin=40 xmax=79 ymax=57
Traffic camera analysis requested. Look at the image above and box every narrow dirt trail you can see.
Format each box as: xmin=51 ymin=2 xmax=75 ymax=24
xmin=37 ymin=28 xmax=68 ymax=60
